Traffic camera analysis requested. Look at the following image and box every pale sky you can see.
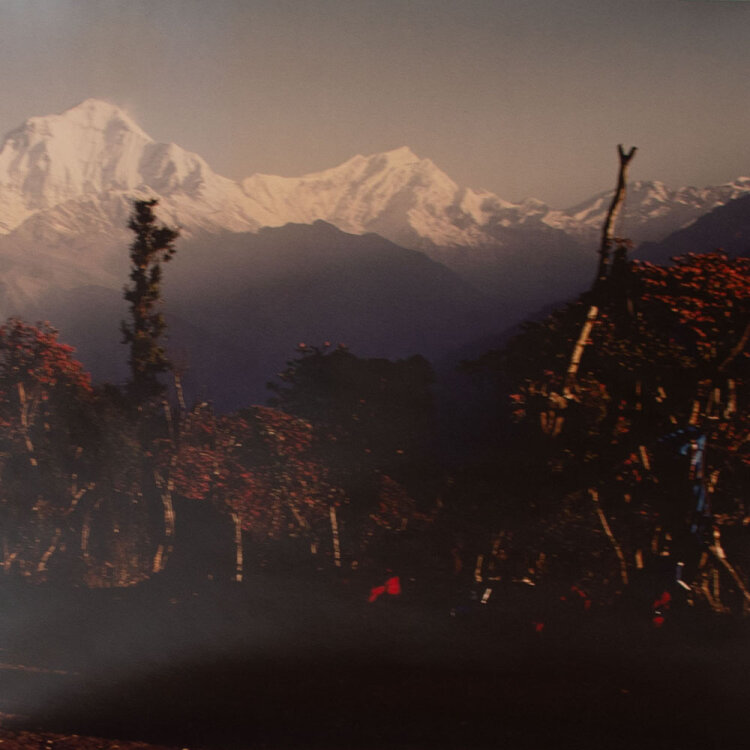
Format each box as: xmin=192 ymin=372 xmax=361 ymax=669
xmin=0 ymin=0 xmax=748 ymax=207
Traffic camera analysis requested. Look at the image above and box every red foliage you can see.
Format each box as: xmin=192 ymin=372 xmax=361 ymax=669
xmin=635 ymin=252 xmax=750 ymax=366
xmin=0 ymin=318 xmax=92 ymax=397
xmin=493 ymin=252 xmax=750 ymax=605
xmin=0 ymin=318 xmax=92 ymax=451
xmin=368 ymin=474 xmax=417 ymax=531
xmin=166 ymin=405 xmax=343 ymax=540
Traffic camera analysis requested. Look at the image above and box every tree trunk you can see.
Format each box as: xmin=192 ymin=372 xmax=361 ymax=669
xmin=563 ymin=305 xmax=599 ymax=397
xmin=718 ymin=320 xmax=750 ymax=373
xmin=37 ymin=528 xmax=62 ymax=574
xmin=231 ymin=512 xmax=243 ymax=583
xmin=710 ymin=526 xmax=750 ymax=612
xmin=590 ymin=488 xmax=629 ymax=586
xmin=81 ymin=513 xmax=91 ymax=563
xmin=174 ymin=371 xmax=188 ymax=417
xmin=595 ymin=145 xmax=637 ymax=288
xmin=152 ymin=461 xmax=176 ymax=574
xmin=330 ymin=505 xmax=342 ymax=568
xmin=3 ymin=548 xmax=19 ymax=574
xmin=565 ymin=145 xmax=637 ymax=399
xmin=17 ymin=382 xmax=38 ymax=467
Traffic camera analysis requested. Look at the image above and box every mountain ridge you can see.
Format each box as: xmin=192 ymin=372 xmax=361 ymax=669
xmin=40 ymin=221 xmax=496 ymax=409
xmin=0 ymin=99 xmax=747 ymax=257
xmin=637 ymin=193 xmax=750 ymax=264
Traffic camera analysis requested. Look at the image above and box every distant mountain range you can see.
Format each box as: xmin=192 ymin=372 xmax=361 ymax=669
xmin=0 ymin=99 xmax=747 ymax=406
xmin=637 ymin=193 xmax=750 ymax=264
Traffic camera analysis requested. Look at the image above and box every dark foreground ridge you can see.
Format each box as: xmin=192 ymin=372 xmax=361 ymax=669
xmin=0 ymin=573 xmax=747 ymax=750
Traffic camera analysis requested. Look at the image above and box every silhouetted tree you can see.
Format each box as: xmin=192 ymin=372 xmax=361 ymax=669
xmin=121 ymin=199 xmax=179 ymax=403
xmin=267 ymin=345 xmax=440 ymax=571
xmin=268 ymin=344 xmax=436 ymax=500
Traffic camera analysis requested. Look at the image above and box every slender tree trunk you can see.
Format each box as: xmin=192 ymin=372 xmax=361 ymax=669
xmin=152 ymin=460 xmax=176 ymax=574
xmin=3 ymin=548 xmax=19 ymax=574
xmin=710 ymin=526 xmax=750 ymax=612
xmin=17 ymin=382 xmax=38 ymax=467
xmin=595 ymin=145 xmax=637 ymax=288
xmin=37 ymin=528 xmax=62 ymax=573
xmin=157 ymin=488 xmax=175 ymax=573
xmin=330 ymin=505 xmax=342 ymax=568
xmin=474 ymin=554 xmax=484 ymax=583
xmin=231 ymin=512 xmax=243 ymax=583
xmin=718 ymin=320 xmax=750 ymax=373
xmin=81 ymin=497 xmax=102 ymax=567
xmin=563 ymin=305 xmax=599 ymax=397
xmin=565 ymin=145 xmax=637 ymax=399
xmin=174 ymin=371 xmax=187 ymax=417
xmin=724 ymin=379 xmax=737 ymax=418
xmin=590 ymin=488 xmax=629 ymax=586
xmin=33 ymin=478 xmax=96 ymax=578
xmin=66 ymin=481 xmax=94 ymax=517
xmin=635 ymin=549 xmax=644 ymax=570
xmin=162 ymin=399 xmax=175 ymax=444
xmin=81 ymin=513 xmax=91 ymax=563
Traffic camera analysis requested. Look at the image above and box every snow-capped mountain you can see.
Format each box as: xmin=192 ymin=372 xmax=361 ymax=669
xmin=0 ymin=97 xmax=747 ymax=317
xmin=0 ymin=99 xmax=747 ymax=262
xmin=544 ymin=178 xmax=750 ymax=242
xmin=0 ymin=98 xmax=259 ymax=237
xmin=240 ymin=149 xmax=750 ymax=250
xmin=241 ymin=146 xmax=525 ymax=249
xmin=0 ymin=99 xmax=510 ymax=248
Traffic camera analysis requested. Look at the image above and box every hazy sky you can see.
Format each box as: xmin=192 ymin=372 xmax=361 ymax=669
xmin=0 ymin=0 xmax=748 ymax=207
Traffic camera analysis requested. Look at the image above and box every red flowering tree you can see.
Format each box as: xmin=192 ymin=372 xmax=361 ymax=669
xmin=0 ymin=319 xmax=96 ymax=579
xmin=0 ymin=320 xmax=159 ymax=587
xmin=471 ymin=252 xmax=750 ymax=613
xmin=164 ymin=404 xmax=346 ymax=578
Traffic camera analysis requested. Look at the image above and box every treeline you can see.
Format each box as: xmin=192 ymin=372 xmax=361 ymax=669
xmin=0 ymin=202 xmax=441 ymax=589
xmin=0 ymin=197 xmax=748 ymax=622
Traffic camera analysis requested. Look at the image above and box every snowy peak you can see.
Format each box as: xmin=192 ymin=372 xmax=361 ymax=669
xmin=0 ymin=99 xmax=153 ymax=210
xmin=10 ymin=99 xmax=152 ymax=150
xmin=377 ymin=145 xmax=421 ymax=165
xmin=0 ymin=99 xmax=257 ymax=234
xmin=49 ymin=98 xmax=152 ymax=142
xmin=544 ymin=178 xmax=750 ymax=243
xmin=240 ymin=146 xmax=496 ymax=248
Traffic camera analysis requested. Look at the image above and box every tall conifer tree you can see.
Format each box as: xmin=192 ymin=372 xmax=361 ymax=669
xmin=121 ymin=199 xmax=179 ymax=402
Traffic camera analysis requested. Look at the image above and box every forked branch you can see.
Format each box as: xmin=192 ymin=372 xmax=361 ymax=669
xmin=596 ymin=144 xmax=637 ymax=288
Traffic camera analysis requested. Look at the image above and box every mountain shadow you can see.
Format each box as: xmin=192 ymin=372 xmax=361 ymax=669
xmin=637 ymin=194 xmax=750 ymax=263
xmin=39 ymin=222 xmax=499 ymax=410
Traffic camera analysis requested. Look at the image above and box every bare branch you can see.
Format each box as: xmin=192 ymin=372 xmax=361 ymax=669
xmin=596 ymin=145 xmax=637 ymax=288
